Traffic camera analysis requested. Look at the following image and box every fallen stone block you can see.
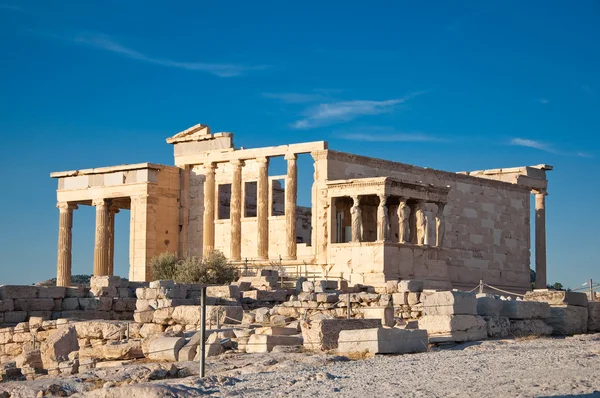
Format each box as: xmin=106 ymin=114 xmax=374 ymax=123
xmin=254 ymin=327 xmax=298 ymax=336
xmin=315 ymin=280 xmax=338 ymax=293
xmin=418 ymin=315 xmax=487 ymax=342
xmin=338 ymin=328 xmax=428 ymax=355
xmin=398 ymin=280 xmax=424 ymax=293
xmin=171 ymin=305 xmax=201 ymax=325
xmin=147 ymin=337 xmax=185 ymax=361
xmin=206 ymin=305 xmax=244 ymax=326
xmin=0 ymin=285 xmax=38 ymax=300
xmin=483 ymin=316 xmax=510 ymax=338
xmin=246 ymin=334 xmax=303 ymax=353
xmin=361 ymin=307 xmax=394 ymax=327
xmin=423 ymin=291 xmax=477 ymax=316
xmin=477 ymin=294 xmax=504 ymax=316
xmin=301 ymin=319 xmax=382 ymax=351
xmin=139 ymin=323 xmax=164 ymax=338
xmin=15 ymin=349 xmax=43 ymax=370
xmin=193 ymin=342 xmax=224 ymax=359
xmin=509 ymin=319 xmax=553 ymax=336
xmin=500 ymin=300 xmax=550 ymax=319
xmin=242 ymin=290 xmax=287 ymax=302
xmin=546 ymin=305 xmax=588 ymax=336
xmin=102 ymin=340 xmax=144 ymax=360
xmin=41 ymin=326 xmax=79 ymax=368
xmin=206 ymin=285 xmax=241 ymax=299
xmin=588 ymin=302 xmax=600 ymax=332
xmin=525 ymin=290 xmax=588 ymax=307
xmin=302 ymin=281 xmax=315 ymax=293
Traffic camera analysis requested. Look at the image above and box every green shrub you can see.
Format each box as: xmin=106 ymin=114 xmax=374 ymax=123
xmin=150 ymin=251 xmax=179 ymax=281
xmin=149 ymin=250 xmax=238 ymax=284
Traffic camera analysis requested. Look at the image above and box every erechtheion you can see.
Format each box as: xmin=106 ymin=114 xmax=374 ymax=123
xmin=51 ymin=124 xmax=552 ymax=292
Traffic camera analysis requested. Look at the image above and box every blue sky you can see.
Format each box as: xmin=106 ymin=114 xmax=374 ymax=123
xmin=0 ymin=1 xmax=598 ymax=289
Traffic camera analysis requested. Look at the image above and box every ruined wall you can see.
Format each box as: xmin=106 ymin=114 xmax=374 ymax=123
xmin=323 ymin=151 xmax=532 ymax=291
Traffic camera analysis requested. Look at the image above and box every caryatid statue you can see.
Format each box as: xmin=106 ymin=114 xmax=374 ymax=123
xmin=397 ymin=199 xmax=411 ymax=243
xmin=350 ymin=196 xmax=363 ymax=242
xmin=435 ymin=202 xmax=445 ymax=247
xmin=415 ymin=200 xmax=427 ymax=245
xmin=377 ymin=194 xmax=389 ymax=241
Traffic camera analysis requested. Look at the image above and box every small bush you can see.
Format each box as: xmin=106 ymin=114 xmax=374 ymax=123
xmin=149 ymin=250 xmax=238 ymax=284
xmin=150 ymin=252 xmax=179 ymax=281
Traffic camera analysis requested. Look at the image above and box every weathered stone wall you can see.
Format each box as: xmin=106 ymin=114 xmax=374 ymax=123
xmin=324 ymin=150 xmax=532 ymax=291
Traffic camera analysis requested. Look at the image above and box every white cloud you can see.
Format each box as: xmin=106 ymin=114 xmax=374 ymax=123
xmin=262 ymin=92 xmax=325 ymax=103
xmin=71 ymin=32 xmax=266 ymax=77
xmin=510 ymin=138 xmax=593 ymax=158
xmin=336 ymin=131 xmax=443 ymax=142
xmin=291 ymin=92 xmax=426 ymax=129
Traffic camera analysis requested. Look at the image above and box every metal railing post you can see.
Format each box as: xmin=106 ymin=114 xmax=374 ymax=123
xmin=199 ymin=286 xmax=207 ymax=378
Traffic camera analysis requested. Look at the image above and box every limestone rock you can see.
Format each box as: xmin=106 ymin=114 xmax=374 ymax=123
xmin=398 ymin=280 xmax=424 ymax=293
xmin=524 ymin=290 xmax=588 ymax=307
xmin=477 ymin=295 xmax=504 ymax=316
xmin=483 ymin=316 xmax=510 ymax=338
xmin=147 ymin=337 xmax=185 ymax=361
xmin=206 ymin=285 xmax=241 ymax=299
xmin=338 ymin=328 xmax=428 ymax=355
xmin=418 ymin=314 xmax=487 ymax=342
xmin=423 ymin=291 xmax=477 ymax=316
xmin=361 ymin=307 xmax=394 ymax=327
xmin=588 ymin=302 xmax=600 ymax=332
xmin=500 ymin=300 xmax=550 ymax=319
xmin=0 ymin=285 xmax=38 ymax=299
xmin=15 ymin=349 xmax=43 ymax=370
xmin=301 ymin=319 xmax=382 ymax=351
xmin=509 ymin=319 xmax=553 ymax=336
xmin=546 ymin=305 xmax=588 ymax=336
xmin=41 ymin=326 xmax=79 ymax=368
xmin=246 ymin=334 xmax=303 ymax=353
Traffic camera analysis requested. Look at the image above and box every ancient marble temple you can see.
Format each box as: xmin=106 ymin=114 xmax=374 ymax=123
xmin=51 ymin=124 xmax=552 ymax=292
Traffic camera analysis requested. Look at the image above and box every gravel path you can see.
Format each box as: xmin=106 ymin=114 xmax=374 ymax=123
xmin=2 ymin=334 xmax=599 ymax=397
xmin=215 ymin=334 xmax=600 ymax=397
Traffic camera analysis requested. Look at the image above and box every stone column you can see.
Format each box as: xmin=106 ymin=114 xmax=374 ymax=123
xmin=377 ymin=194 xmax=389 ymax=242
xmin=350 ymin=196 xmax=363 ymax=242
xmin=107 ymin=206 xmax=120 ymax=276
xmin=56 ymin=202 xmax=77 ymax=287
xmin=257 ymin=157 xmax=269 ymax=259
xmin=230 ymin=159 xmax=243 ymax=261
xmin=415 ymin=200 xmax=427 ymax=245
xmin=535 ymin=190 xmax=547 ymax=288
xmin=202 ymin=162 xmax=217 ymax=258
xmin=93 ymin=198 xmax=111 ymax=276
xmin=285 ymin=153 xmax=298 ymax=259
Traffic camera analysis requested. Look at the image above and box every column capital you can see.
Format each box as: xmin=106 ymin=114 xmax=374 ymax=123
xmin=57 ymin=202 xmax=78 ymax=211
xmin=533 ymin=189 xmax=548 ymax=196
xmin=351 ymin=195 xmax=360 ymax=206
xmin=256 ymin=156 xmax=269 ymax=165
xmin=284 ymin=152 xmax=298 ymax=161
xmin=377 ymin=193 xmax=388 ymax=203
xmin=109 ymin=205 xmax=120 ymax=214
xmin=204 ymin=162 xmax=217 ymax=172
xmin=230 ymin=159 xmax=245 ymax=168
xmin=92 ymin=198 xmax=110 ymax=207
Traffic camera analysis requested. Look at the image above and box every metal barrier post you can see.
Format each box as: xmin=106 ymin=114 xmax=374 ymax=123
xmin=199 ymin=286 xmax=207 ymax=377
xmin=590 ymin=279 xmax=595 ymax=302
xmin=479 ymin=280 xmax=484 ymax=294
xmin=347 ymin=293 xmax=351 ymax=319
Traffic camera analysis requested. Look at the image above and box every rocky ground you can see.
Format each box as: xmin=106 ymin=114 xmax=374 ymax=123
xmin=1 ymin=334 xmax=599 ymax=397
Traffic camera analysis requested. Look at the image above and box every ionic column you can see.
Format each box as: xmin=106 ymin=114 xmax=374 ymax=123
xmin=230 ymin=159 xmax=243 ymax=261
xmin=257 ymin=157 xmax=269 ymax=259
xmin=202 ymin=162 xmax=217 ymax=258
xmin=377 ymin=194 xmax=389 ymax=242
xmin=285 ymin=153 xmax=298 ymax=259
xmin=56 ymin=202 xmax=77 ymax=287
xmin=107 ymin=206 xmax=120 ymax=276
xmin=93 ymin=198 xmax=111 ymax=276
xmin=350 ymin=196 xmax=363 ymax=242
xmin=435 ymin=203 xmax=445 ymax=247
xmin=535 ymin=190 xmax=547 ymax=288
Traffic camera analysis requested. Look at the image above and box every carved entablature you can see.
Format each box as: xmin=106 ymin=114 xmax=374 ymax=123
xmin=326 ymin=177 xmax=450 ymax=203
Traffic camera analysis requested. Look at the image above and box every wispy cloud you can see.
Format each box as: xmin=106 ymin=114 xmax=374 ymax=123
xmin=581 ymin=85 xmax=595 ymax=96
xmin=65 ymin=32 xmax=266 ymax=77
xmin=291 ymin=91 xmax=427 ymax=129
xmin=335 ymin=128 xmax=444 ymax=143
xmin=0 ymin=4 xmax=24 ymax=11
xmin=538 ymin=98 xmax=549 ymax=104
xmin=262 ymin=92 xmax=325 ymax=104
xmin=510 ymin=138 xmax=592 ymax=158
